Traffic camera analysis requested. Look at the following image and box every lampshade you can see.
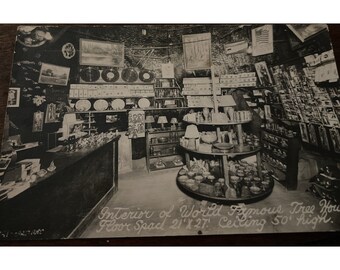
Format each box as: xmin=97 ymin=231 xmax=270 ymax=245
xmin=170 ymin=117 xmax=178 ymax=124
xmin=145 ymin=115 xmax=155 ymax=123
xmin=185 ymin=125 xmax=200 ymax=138
xmin=157 ymin=116 xmax=168 ymax=124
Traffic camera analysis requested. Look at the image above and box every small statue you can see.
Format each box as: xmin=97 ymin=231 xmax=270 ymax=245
xmin=47 ymin=161 xmax=56 ymax=172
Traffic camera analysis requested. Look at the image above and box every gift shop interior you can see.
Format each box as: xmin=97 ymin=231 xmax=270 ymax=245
xmin=1 ymin=24 xmax=340 ymax=239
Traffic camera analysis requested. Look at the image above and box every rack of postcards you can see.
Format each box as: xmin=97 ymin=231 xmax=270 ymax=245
xmin=270 ymin=60 xmax=340 ymax=154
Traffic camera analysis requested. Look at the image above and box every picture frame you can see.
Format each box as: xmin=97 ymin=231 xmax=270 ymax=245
xmin=329 ymin=127 xmax=340 ymax=153
xmin=299 ymin=122 xmax=309 ymax=143
xmin=38 ymin=63 xmax=70 ymax=86
xmin=45 ymin=103 xmax=58 ymax=123
xmin=32 ymin=111 xmax=44 ymax=132
xmin=182 ymin=33 xmax=212 ymax=70
xmin=287 ymin=24 xmax=328 ymax=43
xmin=106 ymin=115 xmax=118 ymax=123
xmin=79 ymin=38 xmax=124 ymax=67
xmin=308 ymin=123 xmax=318 ymax=146
xmin=251 ymin=25 xmax=273 ymax=56
xmin=7 ymin=87 xmax=20 ymax=107
xmin=264 ymin=105 xmax=272 ymax=120
xmin=254 ymin=61 xmax=273 ymax=86
xmin=318 ymin=125 xmax=330 ymax=151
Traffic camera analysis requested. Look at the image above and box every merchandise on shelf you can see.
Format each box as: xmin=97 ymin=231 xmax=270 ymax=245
xmin=177 ymin=159 xmax=272 ymax=199
xmin=183 ymin=107 xmax=252 ymax=124
xmin=219 ymin=72 xmax=257 ymax=88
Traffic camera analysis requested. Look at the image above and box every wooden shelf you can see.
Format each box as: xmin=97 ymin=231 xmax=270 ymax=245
xmin=154 ymin=97 xmax=185 ymax=99
xmin=149 ymin=161 xmax=183 ymax=171
xmin=176 ymin=172 xmax=274 ymax=205
xmin=180 ymin=144 xmax=261 ymax=158
xmin=148 ymin=129 xmax=185 ymax=134
xmin=155 ymin=87 xmax=180 ymax=89
xmin=184 ymin=119 xmax=252 ymax=126
xmin=150 ymin=141 xmax=180 ymax=146
xmin=149 ymin=152 xmax=181 ymax=158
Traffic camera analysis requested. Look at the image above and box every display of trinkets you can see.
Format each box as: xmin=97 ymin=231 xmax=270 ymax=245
xmin=177 ymin=159 xmax=273 ymax=200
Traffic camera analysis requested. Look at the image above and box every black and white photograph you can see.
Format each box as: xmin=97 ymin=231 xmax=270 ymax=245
xmin=7 ymin=87 xmax=20 ymax=107
xmin=1 ymin=24 xmax=340 ymax=242
xmin=299 ymin=122 xmax=309 ymax=143
xmin=38 ymin=63 xmax=70 ymax=86
xmin=32 ymin=111 xmax=44 ymax=132
xmin=79 ymin=38 xmax=124 ymax=67
xmin=308 ymin=123 xmax=319 ymax=146
xmin=318 ymin=125 xmax=330 ymax=150
xmin=330 ymin=127 xmax=340 ymax=153
xmin=254 ymin=61 xmax=273 ymax=86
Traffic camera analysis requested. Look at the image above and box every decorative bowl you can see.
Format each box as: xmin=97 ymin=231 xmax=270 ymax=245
xmin=201 ymin=132 xmax=218 ymax=144
xmin=213 ymin=143 xmax=234 ymax=151
xmin=250 ymin=186 xmax=262 ymax=195
xmin=158 ymin=137 xmax=168 ymax=143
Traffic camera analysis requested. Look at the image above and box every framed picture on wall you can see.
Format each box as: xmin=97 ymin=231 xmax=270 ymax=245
xmin=32 ymin=111 xmax=44 ymax=132
xmin=79 ymin=39 xmax=124 ymax=67
xmin=299 ymin=122 xmax=309 ymax=143
xmin=318 ymin=125 xmax=330 ymax=151
xmin=287 ymin=24 xmax=328 ymax=42
xmin=7 ymin=87 xmax=20 ymax=107
xmin=308 ymin=123 xmax=318 ymax=146
xmin=329 ymin=127 xmax=340 ymax=153
xmin=254 ymin=61 xmax=273 ymax=86
xmin=45 ymin=103 xmax=58 ymax=123
xmin=182 ymin=33 xmax=212 ymax=70
xmin=38 ymin=63 xmax=70 ymax=86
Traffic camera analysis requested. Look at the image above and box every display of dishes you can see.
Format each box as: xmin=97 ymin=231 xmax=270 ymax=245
xmin=93 ymin=99 xmax=109 ymax=111
xmin=111 ymin=99 xmax=125 ymax=110
xmin=75 ymin=99 xmax=91 ymax=112
xmin=176 ymin=164 xmax=274 ymax=204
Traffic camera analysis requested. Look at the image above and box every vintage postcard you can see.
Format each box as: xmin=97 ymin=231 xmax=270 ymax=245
xmin=1 ymin=25 xmax=340 ymax=241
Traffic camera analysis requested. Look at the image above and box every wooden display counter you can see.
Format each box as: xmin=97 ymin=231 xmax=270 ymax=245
xmin=0 ymin=135 xmax=120 ymax=240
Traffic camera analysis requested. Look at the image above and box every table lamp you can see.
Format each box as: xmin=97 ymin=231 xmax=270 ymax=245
xmin=170 ymin=117 xmax=178 ymax=130
xmin=145 ymin=115 xmax=155 ymax=131
xmin=157 ymin=116 xmax=168 ymax=130
xmin=184 ymin=124 xmax=200 ymax=150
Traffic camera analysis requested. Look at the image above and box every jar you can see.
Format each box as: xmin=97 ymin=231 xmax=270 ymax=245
xmin=214 ymin=182 xmax=222 ymax=197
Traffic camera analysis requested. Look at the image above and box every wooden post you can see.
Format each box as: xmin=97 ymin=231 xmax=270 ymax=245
xmin=222 ymin=155 xmax=229 ymax=186
xmin=185 ymin=152 xmax=191 ymax=170
xmin=236 ymin=124 xmax=243 ymax=147
xmin=211 ymin=66 xmax=221 ymax=142
xmin=256 ymin=151 xmax=263 ymax=180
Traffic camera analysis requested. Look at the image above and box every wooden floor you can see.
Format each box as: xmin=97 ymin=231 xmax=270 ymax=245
xmin=81 ymin=166 xmax=340 ymax=238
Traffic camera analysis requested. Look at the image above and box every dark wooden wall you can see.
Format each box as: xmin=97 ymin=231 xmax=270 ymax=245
xmin=1 ymin=24 xmax=340 ymax=245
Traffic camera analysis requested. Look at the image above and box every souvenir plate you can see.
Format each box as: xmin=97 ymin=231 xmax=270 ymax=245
xmin=101 ymin=68 xmax=119 ymax=82
xmin=121 ymin=68 xmax=138 ymax=82
xmin=111 ymin=99 xmax=125 ymax=110
xmin=80 ymin=67 xmax=100 ymax=82
xmin=139 ymin=69 xmax=154 ymax=82
xmin=138 ymin=98 xmax=151 ymax=108
xmin=75 ymin=99 xmax=91 ymax=111
xmin=93 ymin=99 xmax=109 ymax=111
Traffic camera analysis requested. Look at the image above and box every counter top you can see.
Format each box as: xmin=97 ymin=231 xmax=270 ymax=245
xmin=0 ymin=135 xmax=121 ymax=201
